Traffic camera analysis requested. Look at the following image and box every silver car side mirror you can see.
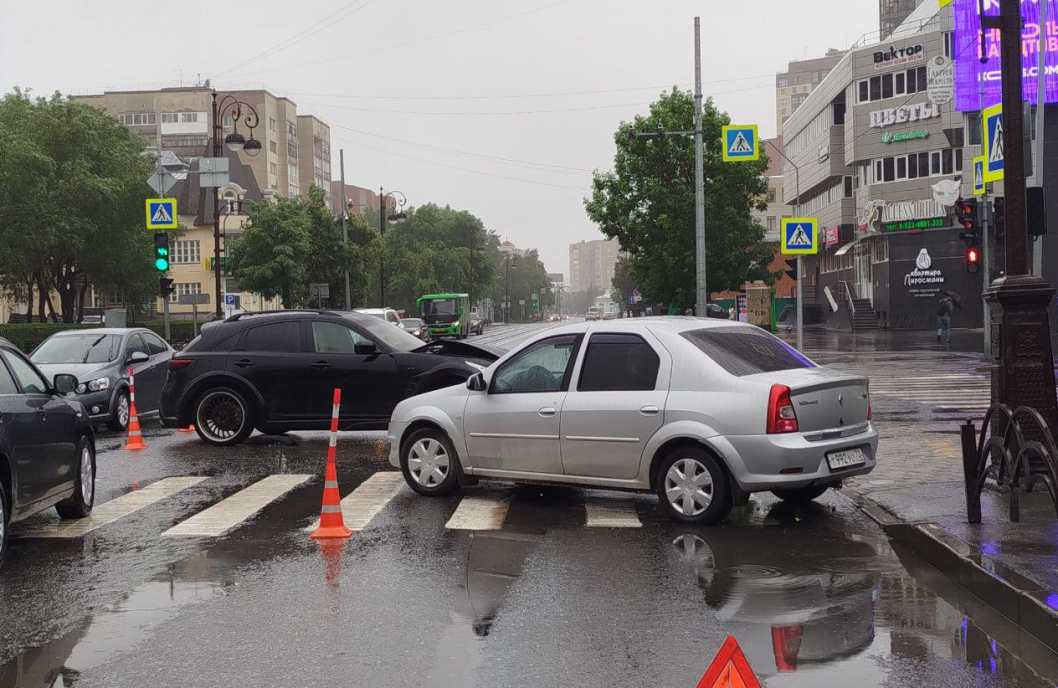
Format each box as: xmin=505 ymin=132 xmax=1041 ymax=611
xmin=466 ymin=373 xmax=487 ymax=392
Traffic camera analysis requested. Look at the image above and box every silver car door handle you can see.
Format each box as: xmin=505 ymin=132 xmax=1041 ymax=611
xmin=538 ymin=407 xmax=557 ymax=417
xmin=640 ymin=405 xmax=660 ymax=415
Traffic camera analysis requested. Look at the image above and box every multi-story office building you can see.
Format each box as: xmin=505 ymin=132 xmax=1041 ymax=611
xmin=780 ymin=0 xmax=1026 ymax=330
xmin=297 ymin=115 xmax=331 ymax=202
xmin=880 ymin=0 xmax=928 ymax=40
xmin=330 ymin=182 xmax=382 ymax=216
xmin=568 ymin=238 xmax=620 ymax=294
xmin=776 ymin=50 xmax=847 ymax=134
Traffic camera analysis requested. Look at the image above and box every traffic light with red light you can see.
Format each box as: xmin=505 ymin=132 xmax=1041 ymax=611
xmin=966 ymin=246 xmax=980 ymax=274
xmin=956 ymin=198 xmax=979 ymax=247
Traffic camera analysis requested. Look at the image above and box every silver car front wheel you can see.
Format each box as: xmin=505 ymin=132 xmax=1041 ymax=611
xmin=400 ymin=428 xmax=460 ymax=497
xmin=656 ymin=449 xmax=731 ymax=525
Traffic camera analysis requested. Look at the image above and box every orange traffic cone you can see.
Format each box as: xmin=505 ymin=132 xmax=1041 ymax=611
xmin=310 ymin=388 xmax=351 ymax=539
xmin=123 ymin=366 xmax=148 ymax=451
xmin=177 ymin=424 xmax=195 ymax=433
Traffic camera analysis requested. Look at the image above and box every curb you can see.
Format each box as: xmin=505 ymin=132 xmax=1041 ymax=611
xmin=844 ymin=487 xmax=1058 ymax=654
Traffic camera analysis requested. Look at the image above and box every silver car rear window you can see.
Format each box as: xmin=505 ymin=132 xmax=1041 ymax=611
xmin=682 ymin=329 xmax=815 ymax=376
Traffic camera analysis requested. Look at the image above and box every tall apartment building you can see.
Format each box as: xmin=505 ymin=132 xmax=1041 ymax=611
xmin=880 ymin=0 xmax=927 ymax=39
xmin=330 ymin=182 xmax=382 ymax=216
xmin=73 ymin=86 xmax=332 ymax=200
xmin=776 ymin=50 xmax=847 ymax=133
xmin=298 ymin=115 xmax=331 ymax=203
xmin=568 ymin=238 xmax=620 ymax=294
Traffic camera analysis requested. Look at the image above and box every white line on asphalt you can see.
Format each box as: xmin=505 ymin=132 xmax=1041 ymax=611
xmin=445 ymin=496 xmax=510 ymax=530
xmin=306 ymin=471 xmax=405 ymax=532
xmin=22 ymin=477 xmax=208 ymax=538
xmin=584 ymin=499 xmax=642 ymax=528
xmin=163 ymin=474 xmax=313 ymax=537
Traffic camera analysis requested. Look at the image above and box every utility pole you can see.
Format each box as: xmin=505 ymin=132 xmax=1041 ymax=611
xmin=339 ymin=149 xmax=351 ymax=309
xmin=693 ymin=17 xmax=707 ymax=316
xmin=211 ymin=91 xmax=224 ymax=318
xmin=983 ymin=0 xmax=1058 ymax=441
xmin=379 ymin=186 xmax=387 ymax=307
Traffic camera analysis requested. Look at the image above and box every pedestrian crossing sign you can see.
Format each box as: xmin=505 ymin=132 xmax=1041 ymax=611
xmin=972 ymin=155 xmax=986 ymax=196
xmin=781 ymin=217 xmax=818 ymax=255
xmin=982 ymin=103 xmax=1004 ymax=184
xmin=146 ymin=198 xmax=177 ymax=229
xmin=722 ymin=124 xmax=759 ymax=162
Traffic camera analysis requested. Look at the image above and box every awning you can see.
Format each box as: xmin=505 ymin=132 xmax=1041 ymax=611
xmin=834 ymin=242 xmax=857 ymax=256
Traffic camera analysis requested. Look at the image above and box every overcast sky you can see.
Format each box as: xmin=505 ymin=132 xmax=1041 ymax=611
xmin=2 ymin=0 xmax=877 ymax=275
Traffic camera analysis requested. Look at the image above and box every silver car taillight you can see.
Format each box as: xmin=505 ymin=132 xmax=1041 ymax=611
xmin=767 ymin=384 xmax=798 ymax=434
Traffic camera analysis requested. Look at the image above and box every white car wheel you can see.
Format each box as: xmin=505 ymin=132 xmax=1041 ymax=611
xmin=656 ymin=449 xmax=731 ymax=525
xmin=400 ymin=428 xmax=460 ymax=497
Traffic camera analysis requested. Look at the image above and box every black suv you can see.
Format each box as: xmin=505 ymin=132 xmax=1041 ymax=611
xmin=159 ymin=310 xmax=499 ymax=446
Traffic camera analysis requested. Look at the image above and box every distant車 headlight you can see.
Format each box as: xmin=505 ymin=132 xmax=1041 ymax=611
xmin=75 ymin=378 xmax=110 ymax=394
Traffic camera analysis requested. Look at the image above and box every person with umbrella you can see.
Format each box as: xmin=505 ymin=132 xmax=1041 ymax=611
xmin=936 ymin=290 xmax=961 ymax=343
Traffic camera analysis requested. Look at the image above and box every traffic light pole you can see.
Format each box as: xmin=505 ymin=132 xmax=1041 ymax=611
xmin=693 ymin=17 xmax=708 ymax=317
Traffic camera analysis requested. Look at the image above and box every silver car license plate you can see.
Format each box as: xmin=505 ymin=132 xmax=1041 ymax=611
xmin=826 ymin=448 xmax=866 ymax=471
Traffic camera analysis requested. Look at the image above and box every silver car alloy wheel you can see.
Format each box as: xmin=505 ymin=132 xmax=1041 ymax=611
xmin=664 ymin=458 xmax=714 ymax=517
xmin=408 ymin=438 xmax=450 ymax=487
xmin=81 ymin=443 xmax=94 ymax=505
xmin=117 ymin=394 xmax=130 ymax=428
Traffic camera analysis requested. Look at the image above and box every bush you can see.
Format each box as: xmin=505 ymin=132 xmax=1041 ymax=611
xmin=0 ymin=319 xmax=208 ymax=352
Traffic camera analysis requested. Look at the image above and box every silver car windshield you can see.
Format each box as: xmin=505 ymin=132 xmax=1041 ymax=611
xmin=682 ymin=328 xmax=815 ymax=376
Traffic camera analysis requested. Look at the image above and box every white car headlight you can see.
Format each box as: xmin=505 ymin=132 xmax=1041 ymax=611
xmin=79 ymin=378 xmax=110 ymax=393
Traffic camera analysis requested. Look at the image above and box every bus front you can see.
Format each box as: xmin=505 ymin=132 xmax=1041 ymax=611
xmin=420 ymin=295 xmax=463 ymax=338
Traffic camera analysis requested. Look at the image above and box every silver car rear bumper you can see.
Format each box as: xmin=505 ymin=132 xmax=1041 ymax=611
xmin=715 ymin=422 xmax=879 ymax=492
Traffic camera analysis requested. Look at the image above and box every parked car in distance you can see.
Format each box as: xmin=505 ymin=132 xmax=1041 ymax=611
xmin=400 ymin=317 xmax=429 ymax=341
xmin=31 ymin=328 xmax=173 ymax=431
xmin=0 ymin=337 xmax=96 ymax=568
xmin=160 ymin=310 xmax=500 ymax=447
xmin=355 ymin=308 xmax=403 ymax=328
xmin=704 ymin=303 xmax=732 ymax=319
xmin=388 ymin=317 xmax=876 ymax=525
xmin=585 ymin=307 xmax=602 ymax=322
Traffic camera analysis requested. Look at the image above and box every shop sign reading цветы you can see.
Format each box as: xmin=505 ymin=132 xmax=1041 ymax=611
xmin=869 ymin=102 xmax=940 ymax=128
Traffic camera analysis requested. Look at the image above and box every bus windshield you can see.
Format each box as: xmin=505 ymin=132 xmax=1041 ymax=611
xmin=421 ymin=298 xmax=460 ymax=324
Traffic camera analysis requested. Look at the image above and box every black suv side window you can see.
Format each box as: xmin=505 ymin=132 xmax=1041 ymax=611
xmin=239 ymin=321 xmax=303 ymax=353
xmin=578 ymin=334 xmax=660 ymax=392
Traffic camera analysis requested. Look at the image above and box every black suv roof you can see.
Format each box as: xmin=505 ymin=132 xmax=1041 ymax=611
xmin=195 ymin=309 xmax=371 ymax=343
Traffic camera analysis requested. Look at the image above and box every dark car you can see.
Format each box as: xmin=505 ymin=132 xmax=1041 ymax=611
xmin=31 ymin=328 xmax=173 ymax=431
xmin=704 ymin=303 xmax=732 ymax=319
xmin=160 ymin=310 xmax=501 ymax=447
xmin=0 ymin=337 xmax=96 ymax=568
xmin=469 ymin=312 xmax=484 ymax=336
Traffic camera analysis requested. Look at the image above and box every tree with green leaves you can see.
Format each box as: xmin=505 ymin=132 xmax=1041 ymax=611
xmin=229 ymin=197 xmax=312 ymax=308
xmin=585 ymin=88 xmax=774 ymax=311
xmin=0 ymin=89 xmax=157 ymax=322
xmin=302 ymin=185 xmax=383 ymax=309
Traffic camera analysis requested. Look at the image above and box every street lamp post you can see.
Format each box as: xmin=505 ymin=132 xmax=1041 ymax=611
xmin=378 ymin=188 xmax=407 ymax=306
xmin=211 ymin=91 xmax=261 ymax=317
xmin=983 ymin=0 xmax=1058 ymax=443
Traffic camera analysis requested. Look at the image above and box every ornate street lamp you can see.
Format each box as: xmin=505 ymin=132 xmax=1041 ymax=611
xmin=379 ymin=188 xmax=408 ymax=306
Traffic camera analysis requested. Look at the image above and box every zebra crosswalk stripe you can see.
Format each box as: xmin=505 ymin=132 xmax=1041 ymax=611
xmin=306 ymin=471 xmax=405 ymax=532
xmin=584 ymin=499 xmax=642 ymax=528
xmin=445 ymin=496 xmax=510 ymax=530
xmin=163 ymin=474 xmax=312 ymax=537
xmin=22 ymin=477 xmax=208 ymax=538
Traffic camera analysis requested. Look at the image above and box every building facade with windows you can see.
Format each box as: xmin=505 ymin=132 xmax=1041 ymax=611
xmin=775 ymin=50 xmax=847 ymax=134
xmin=568 ymin=239 xmax=621 ymax=294
xmin=782 ymin=1 xmax=987 ymax=330
xmin=880 ymin=0 xmax=928 ymax=39
xmin=298 ymin=115 xmax=331 ymax=203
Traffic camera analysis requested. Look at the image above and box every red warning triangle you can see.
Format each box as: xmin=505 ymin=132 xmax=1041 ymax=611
xmin=695 ymin=636 xmax=762 ymax=688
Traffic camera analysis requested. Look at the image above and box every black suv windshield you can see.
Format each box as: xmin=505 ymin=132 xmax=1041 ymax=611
xmin=349 ymin=315 xmax=424 ymax=353
xmin=682 ymin=327 xmax=816 ymax=376
xmin=32 ymin=333 xmax=120 ymax=364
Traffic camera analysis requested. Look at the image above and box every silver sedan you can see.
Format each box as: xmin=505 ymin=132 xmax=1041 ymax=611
xmin=387 ymin=318 xmax=877 ymax=525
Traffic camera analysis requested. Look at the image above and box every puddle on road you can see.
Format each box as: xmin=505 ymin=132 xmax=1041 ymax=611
xmin=0 ymin=557 xmax=234 ymax=688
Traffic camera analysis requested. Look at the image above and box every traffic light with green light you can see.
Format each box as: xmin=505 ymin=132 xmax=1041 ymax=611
xmin=153 ymin=232 xmax=170 ymax=271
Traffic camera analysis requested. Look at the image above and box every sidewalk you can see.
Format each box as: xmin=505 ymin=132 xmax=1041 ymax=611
xmin=841 ymin=412 xmax=1058 ymax=655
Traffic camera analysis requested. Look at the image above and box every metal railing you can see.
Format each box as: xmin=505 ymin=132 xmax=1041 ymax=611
xmin=960 ymin=405 xmax=1058 ymax=523
xmin=838 ymin=281 xmax=857 ymax=330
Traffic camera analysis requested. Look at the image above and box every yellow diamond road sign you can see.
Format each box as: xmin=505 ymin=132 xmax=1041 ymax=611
xmin=781 ymin=218 xmax=818 ymax=255
xmin=146 ymin=198 xmax=177 ymax=229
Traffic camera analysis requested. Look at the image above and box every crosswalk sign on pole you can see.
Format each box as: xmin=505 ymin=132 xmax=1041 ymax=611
xmin=146 ymin=198 xmax=178 ymax=230
xmin=982 ymin=103 xmax=1004 ymax=183
xmin=973 ymin=155 xmax=986 ymax=196
xmin=781 ymin=217 xmax=818 ymax=255
xmin=721 ymin=125 xmax=759 ymax=162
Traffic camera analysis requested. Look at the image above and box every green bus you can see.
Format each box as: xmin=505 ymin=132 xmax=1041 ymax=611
xmin=417 ymin=293 xmax=471 ymax=339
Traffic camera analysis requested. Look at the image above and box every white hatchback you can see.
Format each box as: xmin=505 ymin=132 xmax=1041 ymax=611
xmin=387 ymin=318 xmax=878 ymax=524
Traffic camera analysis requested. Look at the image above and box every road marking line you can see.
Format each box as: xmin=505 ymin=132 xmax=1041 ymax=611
xmin=163 ymin=474 xmax=312 ymax=537
xmin=306 ymin=471 xmax=405 ymax=532
xmin=22 ymin=477 xmax=208 ymax=538
xmin=445 ymin=496 xmax=509 ymax=530
xmin=584 ymin=500 xmax=642 ymax=528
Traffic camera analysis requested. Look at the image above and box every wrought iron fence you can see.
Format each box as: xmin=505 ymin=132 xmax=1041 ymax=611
xmin=960 ymin=404 xmax=1058 ymax=523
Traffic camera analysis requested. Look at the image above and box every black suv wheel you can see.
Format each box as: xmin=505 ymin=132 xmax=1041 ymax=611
xmin=194 ymin=388 xmax=255 ymax=446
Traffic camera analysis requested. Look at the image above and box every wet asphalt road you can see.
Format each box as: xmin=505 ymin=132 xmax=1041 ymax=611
xmin=3 ymin=323 xmax=1058 ymax=687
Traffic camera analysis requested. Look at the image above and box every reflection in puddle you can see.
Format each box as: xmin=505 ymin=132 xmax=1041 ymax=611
xmin=0 ymin=557 xmax=231 ymax=687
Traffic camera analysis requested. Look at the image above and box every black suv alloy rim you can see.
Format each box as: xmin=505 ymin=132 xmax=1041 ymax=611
xmin=200 ymin=393 xmax=245 ymax=440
